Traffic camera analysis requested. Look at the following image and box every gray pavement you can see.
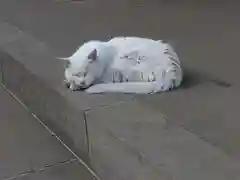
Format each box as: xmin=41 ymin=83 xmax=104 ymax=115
xmin=0 ymin=86 xmax=95 ymax=179
xmin=0 ymin=0 xmax=240 ymax=179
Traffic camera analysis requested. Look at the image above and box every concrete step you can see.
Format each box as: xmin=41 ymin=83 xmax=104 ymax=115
xmin=0 ymin=86 xmax=95 ymax=180
xmin=86 ymin=99 xmax=240 ymax=180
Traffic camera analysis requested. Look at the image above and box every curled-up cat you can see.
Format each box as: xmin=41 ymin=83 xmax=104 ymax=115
xmin=57 ymin=37 xmax=183 ymax=94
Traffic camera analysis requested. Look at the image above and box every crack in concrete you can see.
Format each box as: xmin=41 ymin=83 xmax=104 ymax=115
xmin=105 ymin=129 xmax=174 ymax=180
xmin=209 ymin=78 xmax=232 ymax=88
xmin=84 ymin=96 xmax=136 ymax=113
xmin=2 ymin=158 xmax=77 ymax=180
xmin=178 ymin=124 xmax=231 ymax=157
xmin=55 ymin=0 xmax=86 ymax=3
xmin=83 ymin=111 xmax=90 ymax=155
xmin=0 ymin=60 xmax=4 ymax=84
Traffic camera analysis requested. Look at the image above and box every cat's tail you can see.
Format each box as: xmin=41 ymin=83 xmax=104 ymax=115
xmin=85 ymin=82 xmax=163 ymax=94
xmin=85 ymin=70 xmax=182 ymax=94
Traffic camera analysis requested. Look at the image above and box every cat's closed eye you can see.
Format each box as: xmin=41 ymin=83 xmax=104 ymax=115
xmin=73 ymin=72 xmax=83 ymax=77
xmin=73 ymin=71 xmax=87 ymax=78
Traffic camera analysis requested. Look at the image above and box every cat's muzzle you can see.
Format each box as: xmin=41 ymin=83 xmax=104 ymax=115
xmin=76 ymin=81 xmax=88 ymax=90
xmin=63 ymin=80 xmax=70 ymax=88
xmin=63 ymin=80 xmax=78 ymax=91
xmin=63 ymin=79 xmax=87 ymax=91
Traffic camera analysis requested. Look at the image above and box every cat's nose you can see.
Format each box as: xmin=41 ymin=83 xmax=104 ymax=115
xmin=80 ymin=81 xmax=86 ymax=87
xmin=63 ymin=80 xmax=70 ymax=88
xmin=66 ymin=83 xmax=70 ymax=88
xmin=79 ymin=81 xmax=87 ymax=90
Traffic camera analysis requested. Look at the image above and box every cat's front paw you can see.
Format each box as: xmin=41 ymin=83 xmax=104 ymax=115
xmin=69 ymin=81 xmax=79 ymax=91
xmin=63 ymin=80 xmax=71 ymax=89
xmin=113 ymin=70 xmax=125 ymax=83
xmin=85 ymin=85 xmax=104 ymax=94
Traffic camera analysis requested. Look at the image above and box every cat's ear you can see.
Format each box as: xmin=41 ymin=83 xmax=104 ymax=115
xmin=87 ymin=49 xmax=97 ymax=62
xmin=56 ymin=57 xmax=70 ymax=69
xmin=56 ymin=57 xmax=70 ymax=61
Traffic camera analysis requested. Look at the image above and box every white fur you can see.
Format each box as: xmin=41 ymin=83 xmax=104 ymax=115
xmin=58 ymin=37 xmax=183 ymax=94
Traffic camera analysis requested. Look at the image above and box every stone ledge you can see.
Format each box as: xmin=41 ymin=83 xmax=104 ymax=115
xmin=0 ymin=22 xmax=134 ymax=169
xmin=0 ymin=49 xmax=90 ymax=163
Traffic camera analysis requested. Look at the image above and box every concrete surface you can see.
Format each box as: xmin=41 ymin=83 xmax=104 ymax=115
xmin=86 ymin=100 xmax=240 ymax=180
xmin=0 ymin=0 xmax=240 ymax=180
xmin=0 ymin=86 xmax=95 ymax=180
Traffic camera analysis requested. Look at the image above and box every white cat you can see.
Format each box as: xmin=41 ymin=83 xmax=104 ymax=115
xmin=57 ymin=37 xmax=183 ymax=94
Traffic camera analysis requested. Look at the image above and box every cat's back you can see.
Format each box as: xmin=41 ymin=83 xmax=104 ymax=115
xmin=109 ymin=37 xmax=169 ymax=66
xmin=107 ymin=37 xmax=182 ymax=84
xmin=108 ymin=37 xmax=160 ymax=52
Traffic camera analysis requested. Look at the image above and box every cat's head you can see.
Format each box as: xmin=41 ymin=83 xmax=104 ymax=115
xmin=61 ymin=48 xmax=106 ymax=90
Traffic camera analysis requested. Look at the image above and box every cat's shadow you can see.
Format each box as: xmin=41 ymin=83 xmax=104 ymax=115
xmin=180 ymin=68 xmax=232 ymax=90
xmin=180 ymin=68 xmax=205 ymax=89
